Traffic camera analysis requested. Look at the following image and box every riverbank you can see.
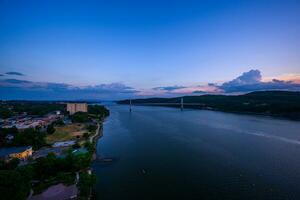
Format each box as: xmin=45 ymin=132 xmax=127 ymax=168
xmin=91 ymin=121 xmax=103 ymax=160
xmin=124 ymin=103 xmax=300 ymax=121
xmin=117 ymin=91 xmax=300 ymax=121
xmin=87 ymin=118 xmax=106 ymax=199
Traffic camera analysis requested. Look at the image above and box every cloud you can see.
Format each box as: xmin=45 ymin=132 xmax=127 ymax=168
xmin=222 ymin=69 xmax=261 ymax=88
xmin=263 ymin=74 xmax=300 ymax=84
xmin=153 ymin=85 xmax=187 ymax=91
xmin=208 ymin=83 xmax=217 ymax=87
xmin=149 ymin=71 xmax=300 ymax=96
xmin=88 ymin=83 xmax=137 ymax=93
xmin=0 ymin=79 xmax=138 ymax=100
xmin=5 ymin=71 xmax=25 ymax=76
xmin=1 ymin=70 xmax=299 ymax=100
xmin=219 ymin=70 xmax=300 ymax=93
xmin=1 ymin=79 xmax=31 ymax=84
xmin=140 ymin=84 xmax=219 ymax=97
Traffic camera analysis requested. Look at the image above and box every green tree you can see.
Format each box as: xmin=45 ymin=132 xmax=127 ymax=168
xmin=0 ymin=158 xmax=19 ymax=170
xmin=72 ymin=142 xmax=81 ymax=149
xmin=0 ymin=127 xmax=18 ymax=147
xmin=87 ymin=124 xmax=97 ymax=132
xmin=54 ymin=119 xmax=65 ymax=126
xmin=13 ymin=128 xmax=46 ymax=150
xmin=10 ymin=102 xmax=65 ymax=116
xmin=17 ymin=165 xmax=34 ymax=183
xmin=71 ymin=112 xmax=90 ymax=123
xmin=84 ymin=142 xmax=95 ymax=153
xmin=0 ymin=108 xmax=13 ymax=119
xmin=88 ymin=105 xmax=109 ymax=118
xmin=0 ymin=170 xmax=31 ymax=200
xmin=83 ymin=132 xmax=90 ymax=139
xmin=78 ymin=172 xmax=96 ymax=198
xmin=34 ymin=153 xmax=60 ymax=179
xmin=47 ymin=124 xmax=55 ymax=134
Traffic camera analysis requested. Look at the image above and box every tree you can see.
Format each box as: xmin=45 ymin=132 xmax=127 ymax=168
xmin=87 ymin=124 xmax=97 ymax=132
xmin=13 ymin=128 xmax=46 ymax=150
xmin=10 ymin=102 xmax=65 ymax=116
xmin=71 ymin=112 xmax=90 ymax=123
xmin=84 ymin=142 xmax=95 ymax=153
xmin=47 ymin=124 xmax=55 ymax=134
xmin=88 ymin=105 xmax=109 ymax=118
xmin=17 ymin=165 xmax=34 ymax=183
xmin=83 ymin=132 xmax=89 ymax=139
xmin=78 ymin=172 xmax=96 ymax=197
xmin=34 ymin=153 xmax=59 ymax=179
xmin=0 ymin=108 xmax=13 ymax=119
xmin=0 ymin=127 xmax=18 ymax=147
xmin=72 ymin=142 xmax=81 ymax=149
xmin=54 ymin=119 xmax=65 ymax=126
xmin=0 ymin=158 xmax=19 ymax=170
xmin=0 ymin=170 xmax=31 ymax=200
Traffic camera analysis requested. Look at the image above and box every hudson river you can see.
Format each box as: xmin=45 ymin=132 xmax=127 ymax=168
xmin=93 ymin=105 xmax=300 ymax=200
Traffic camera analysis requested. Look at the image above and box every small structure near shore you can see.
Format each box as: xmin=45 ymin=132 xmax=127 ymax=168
xmin=52 ymin=140 xmax=76 ymax=148
xmin=72 ymin=147 xmax=88 ymax=156
xmin=0 ymin=146 xmax=32 ymax=161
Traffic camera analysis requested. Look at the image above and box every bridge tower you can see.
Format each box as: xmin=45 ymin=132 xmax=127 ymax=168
xmin=181 ymin=97 xmax=184 ymax=111
xmin=129 ymin=99 xmax=132 ymax=112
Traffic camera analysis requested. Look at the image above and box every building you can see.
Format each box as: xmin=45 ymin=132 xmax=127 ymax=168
xmin=72 ymin=147 xmax=88 ymax=156
xmin=0 ymin=146 xmax=33 ymax=161
xmin=52 ymin=140 xmax=76 ymax=148
xmin=1 ymin=113 xmax=62 ymax=130
xmin=32 ymin=147 xmax=66 ymax=160
xmin=63 ymin=117 xmax=72 ymax=125
xmin=5 ymin=134 xmax=14 ymax=143
xmin=67 ymin=103 xmax=88 ymax=115
xmin=55 ymin=110 xmax=61 ymax=115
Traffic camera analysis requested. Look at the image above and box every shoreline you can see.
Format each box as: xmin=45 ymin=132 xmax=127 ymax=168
xmin=89 ymin=118 xmax=106 ymax=199
xmin=118 ymin=103 xmax=300 ymax=121
xmin=91 ymin=121 xmax=104 ymax=161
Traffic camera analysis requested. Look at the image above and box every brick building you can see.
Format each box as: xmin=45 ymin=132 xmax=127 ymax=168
xmin=66 ymin=103 xmax=88 ymax=115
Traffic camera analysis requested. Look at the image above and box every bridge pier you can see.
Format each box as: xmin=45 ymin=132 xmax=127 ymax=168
xmin=181 ymin=97 xmax=184 ymax=111
xmin=129 ymin=99 xmax=132 ymax=112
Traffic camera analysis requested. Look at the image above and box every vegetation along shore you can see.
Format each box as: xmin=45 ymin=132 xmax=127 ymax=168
xmin=0 ymin=101 xmax=109 ymax=200
xmin=118 ymin=91 xmax=300 ymax=120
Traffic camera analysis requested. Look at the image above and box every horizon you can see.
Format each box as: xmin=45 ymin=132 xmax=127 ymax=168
xmin=0 ymin=90 xmax=299 ymax=102
xmin=1 ymin=0 xmax=300 ymax=100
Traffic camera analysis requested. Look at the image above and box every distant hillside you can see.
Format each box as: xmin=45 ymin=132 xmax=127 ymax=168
xmin=118 ymin=91 xmax=300 ymax=120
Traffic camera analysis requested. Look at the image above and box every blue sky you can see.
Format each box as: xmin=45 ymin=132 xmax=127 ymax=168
xmin=0 ymin=0 xmax=300 ymax=100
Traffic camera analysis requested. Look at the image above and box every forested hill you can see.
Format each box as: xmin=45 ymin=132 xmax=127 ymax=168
xmin=117 ymin=91 xmax=300 ymax=120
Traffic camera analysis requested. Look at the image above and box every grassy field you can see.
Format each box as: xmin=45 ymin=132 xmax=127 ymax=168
xmin=46 ymin=123 xmax=87 ymax=144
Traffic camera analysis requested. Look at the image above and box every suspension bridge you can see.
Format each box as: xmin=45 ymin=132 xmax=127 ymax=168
xmin=128 ymin=98 xmax=206 ymax=112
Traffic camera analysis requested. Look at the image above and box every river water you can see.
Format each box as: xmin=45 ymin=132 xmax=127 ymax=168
xmin=93 ymin=105 xmax=300 ymax=200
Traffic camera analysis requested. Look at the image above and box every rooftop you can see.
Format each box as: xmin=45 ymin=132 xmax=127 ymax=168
xmin=0 ymin=146 xmax=32 ymax=157
xmin=32 ymin=147 xmax=65 ymax=159
xmin=72 ymin=147 xmax=88 ymax=156
xmin=52 ymin=140 xmax=76 ymax=148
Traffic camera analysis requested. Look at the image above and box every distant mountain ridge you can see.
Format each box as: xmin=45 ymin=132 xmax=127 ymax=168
xmin=118 ymin=91 xmax=300 ymax=120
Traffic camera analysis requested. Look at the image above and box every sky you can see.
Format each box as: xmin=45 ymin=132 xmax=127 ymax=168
xmin=0 ymin=0 xmax=300 ymax=100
